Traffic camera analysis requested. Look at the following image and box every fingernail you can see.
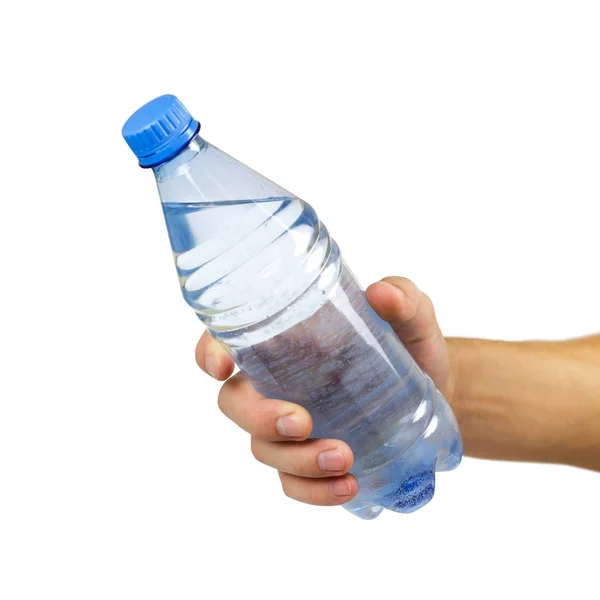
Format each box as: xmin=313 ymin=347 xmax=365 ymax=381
xmin=330 ymin=478 xmax=352 ymax=497
xmin=205 ymin=354 xmax=218 ymax=379
xmin=276 ymin=414 xmax=303 ymax=438
xmin=380 ymin=280 xmax=405 ymax=299
xmin=318 ymin=450 xmax=346 ymax=472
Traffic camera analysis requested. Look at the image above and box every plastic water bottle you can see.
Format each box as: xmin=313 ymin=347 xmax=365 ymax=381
xmin=122 ymin=94 xmax=462 ymax=519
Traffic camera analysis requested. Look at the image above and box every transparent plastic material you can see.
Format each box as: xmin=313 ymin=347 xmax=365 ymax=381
xmin=154 ymin=135 xmax=462 ymax=518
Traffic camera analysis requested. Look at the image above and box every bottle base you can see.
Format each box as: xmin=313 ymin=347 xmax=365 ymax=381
xmin=343 ymin=391 xmax=462 ymax=519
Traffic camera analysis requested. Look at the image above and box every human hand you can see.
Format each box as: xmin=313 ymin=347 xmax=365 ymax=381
xmin=195 ymin=277 xmax=454 ymax=506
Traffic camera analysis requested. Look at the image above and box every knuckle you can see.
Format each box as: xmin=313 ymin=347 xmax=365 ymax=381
xmin=405 ymin=282 xmax=422 ymax=305
xmin=289 ymin=449 xmax=310 ymax=476
xmin=216 ymin=385 xmax=228 ymax=415
xmin=306 ymin=486 xmax=325 ymax=506
xmin=421 ymin=292 xmax=435 ymax=314
xmin=248 ymin=409 xmax=269 ymax=437
xmin=250 ymin=437 xmax=265 ymax=463
xmin=419 ymin=293 xmax=438 ymax=326
xmin=279 ymin=473 xmax=294 ymax=499
xmin=216 ymin=373 xmax=245 ymax=415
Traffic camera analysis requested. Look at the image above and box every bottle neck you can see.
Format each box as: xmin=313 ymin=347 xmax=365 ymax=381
xmin=152 ymin=134 xmax=208 ymax=182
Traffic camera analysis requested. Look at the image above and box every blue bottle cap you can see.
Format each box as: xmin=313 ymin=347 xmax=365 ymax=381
xmin=122 ymin=94 xmax=200 ymax=168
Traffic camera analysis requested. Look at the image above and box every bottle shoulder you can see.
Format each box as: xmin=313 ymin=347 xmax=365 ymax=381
xmin=161 ymin=194 xmax=341 ymax=342
xmin=155 ymin=136 xmax=293 ymax=204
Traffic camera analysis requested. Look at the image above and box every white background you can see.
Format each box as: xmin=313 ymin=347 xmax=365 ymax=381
xmin=1 ymin=1 xmax=599 ymax=598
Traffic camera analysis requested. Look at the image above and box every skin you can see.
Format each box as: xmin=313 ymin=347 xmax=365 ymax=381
xmin=196 ymin=277 xmax=600 ymax=506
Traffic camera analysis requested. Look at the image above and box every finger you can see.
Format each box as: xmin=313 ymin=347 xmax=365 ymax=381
xmin=366 ymin=276 xmax=453 ymax=394
xmin=251 ymin=437 xmax=354 ymax=477
xmin=279 ymin=471 xmax=359 ymax=506
xmin=366 ymin=277 xmax=441 ymax=348
xmin=218 ymin=373 xmax=313 ymax=441
xmin=195 ymin=330 xmax=235 ymax=381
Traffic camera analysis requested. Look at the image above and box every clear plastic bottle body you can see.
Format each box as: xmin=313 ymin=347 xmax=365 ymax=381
xmin=154 ymin=134 xmax=462 ymax=518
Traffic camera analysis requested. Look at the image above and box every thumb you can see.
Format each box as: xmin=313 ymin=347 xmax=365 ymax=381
xmin=365 ymin=277 xmax=452 ymax=396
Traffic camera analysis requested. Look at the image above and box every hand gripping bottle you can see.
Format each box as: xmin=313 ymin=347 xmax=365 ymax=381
xmin=122 ymin=94 xmax=462 ymax=519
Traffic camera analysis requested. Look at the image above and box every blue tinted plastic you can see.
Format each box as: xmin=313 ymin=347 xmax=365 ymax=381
xmin=122 ymin=94 xmax=200 ymax=168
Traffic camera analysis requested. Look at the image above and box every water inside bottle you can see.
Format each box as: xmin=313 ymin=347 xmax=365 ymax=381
xmin=162 ymin=196 xmax=460 ymax=483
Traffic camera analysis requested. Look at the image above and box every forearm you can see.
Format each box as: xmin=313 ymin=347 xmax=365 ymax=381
xmin=447 ymin=336 xmax=600 ymax=471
